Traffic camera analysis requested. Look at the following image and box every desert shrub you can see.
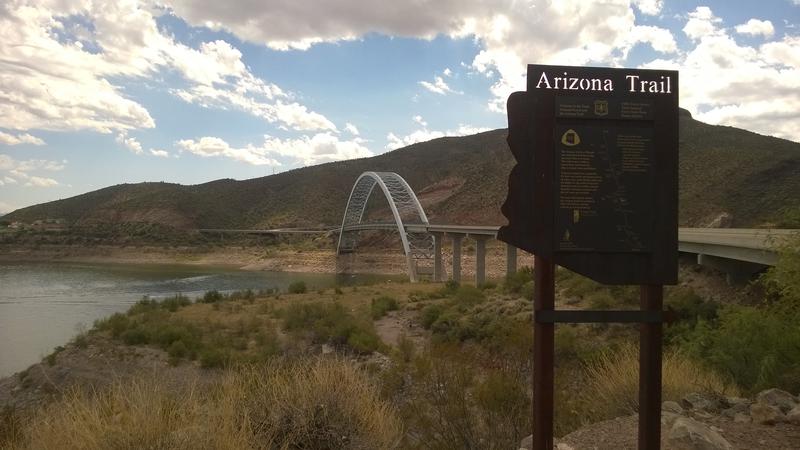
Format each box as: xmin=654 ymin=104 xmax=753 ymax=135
xmin=282 ymin=301 xmax=382 ymax=354
xmin=233 ymin=358 xmax=402 ymax=449
xmin=504 ymin=266 xmax=534 ymax=294
xmin=200 ymin=290 xmax=223 ymax=303
xmin=478 ymin=280 xmax=497 ymax=290
xmin=11 ymin=376 xmax=252 ymax=450
xmin=419 ymin=304 xmax=444 ymax=329
xmin=0 ymin=406 xmax=24 ymax=448
xmin=95 ymin=312 xmax=130 ymax=338
xmin=287 ymin=280 xmax=307 ymax=294
xmin=159 ymin=294 xmax=192 ymax=312
xmin=199 ymin=347 xmax=231 ymax=369
xmin=371 ymin=296 xmax=399 ymax=319
xmin=396 ymin=344 xmax=530 ymax=449
xmin=761 ymin=232 xmax=800 ymax=308
xmin=453 ymin=285 xmax=485 ymax=306
xmin=128 ymin=297 xmax=159 ymax=315
xmin=582 ymin=344 xmax=735 ymax=420
xmin=121 ymin=327 xmax=149 ymax=345
xmin=664 ymin=286 xmax=719 ymax=344
xmin=167 ymin=340 xmax=188 ymax=359
xmin=682 ymin=306 xmax=800 ymax=394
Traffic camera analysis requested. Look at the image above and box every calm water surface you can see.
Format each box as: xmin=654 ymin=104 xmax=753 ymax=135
xmin=0 ymin=262 xmax=394 ymax=378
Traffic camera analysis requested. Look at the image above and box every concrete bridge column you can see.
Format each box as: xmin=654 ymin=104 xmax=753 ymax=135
xmin=473 ymin=235 xmax=489 ymax=286
xmin=506 ymin=243 xmax=517 ymax=277
xmin=432 ymin=232 xmax=445 ymax=282
xmin=451 ymin=234 xmax=463 ymax=282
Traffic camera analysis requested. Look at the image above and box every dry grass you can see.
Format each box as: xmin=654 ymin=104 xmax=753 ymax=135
xmin=581 ymin=344 xmax=738 ymax=420
xmin=3 ymin=357 xmax=401 ymax=450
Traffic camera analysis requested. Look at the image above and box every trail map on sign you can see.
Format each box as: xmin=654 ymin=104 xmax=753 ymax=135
xmin=553 ymin=97 xmax=655 ymax=252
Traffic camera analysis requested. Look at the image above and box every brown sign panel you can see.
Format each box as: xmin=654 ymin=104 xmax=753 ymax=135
xmin=499 ymin=64 xmax=678 ymax=284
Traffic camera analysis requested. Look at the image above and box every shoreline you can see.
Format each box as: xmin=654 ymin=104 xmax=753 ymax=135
xmin=0 ymin=242 xmax=533 ymax=279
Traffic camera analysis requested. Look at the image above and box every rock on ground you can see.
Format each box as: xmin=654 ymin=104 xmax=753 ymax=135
xmin=668 ymin=417 xmax=732 ymax=450
xmin=756 ymin=388 xmax=798 ymax=414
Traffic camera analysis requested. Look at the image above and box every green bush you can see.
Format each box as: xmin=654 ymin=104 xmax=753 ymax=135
xmin=95 ymin=312 xmax=131 ymax=338
xmin=682 ymin=306 xmax=800 ymax=394
xmin=282 ymin=301 xmax=382 ymax=354
xmin=453 ymin=285 xmax=485 ymax=306
xmin=167 ymin=340 xmax=188 ymax=359
xmin=200 ymin=290 xmax=224 ymax=303
xmin=371 ymin=296 xmax=399 ymax=320
xmin=121 ymin=327 xmax=149 ymax=345
xmin=160 ymin=294 xmax=192 ymax=311
xmin=420 ymin=304 xmax=444 ymax=329
xmin=761 ymin=232 xmax=800 ymax=308
xmin=288 ymin=281 xmax=307 ymax=294
xmin=199 ymin=347 xmax=230 ymax=368
xmin=504 ymin=266 xmax=533 ymax=294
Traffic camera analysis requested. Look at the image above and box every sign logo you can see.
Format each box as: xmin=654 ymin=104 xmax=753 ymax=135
xmin=561 ymin=129 xmax=580 ymax=146
xmin=594 ymin=100 xmax=608 ymax=116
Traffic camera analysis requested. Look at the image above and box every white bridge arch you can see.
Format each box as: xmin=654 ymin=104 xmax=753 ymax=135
xmin=336 ymin=171 xmax=434 ymax=282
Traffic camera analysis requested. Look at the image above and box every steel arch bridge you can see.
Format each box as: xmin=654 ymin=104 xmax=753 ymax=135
xmin=336 ymin=171 xmax=434 ymax=282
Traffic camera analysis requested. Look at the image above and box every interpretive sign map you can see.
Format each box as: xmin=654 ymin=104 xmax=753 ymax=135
xmin=554 ymin=97 xmax=656 ymax=252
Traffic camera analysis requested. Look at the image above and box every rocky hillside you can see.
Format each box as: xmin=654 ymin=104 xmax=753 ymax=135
xmin=6 ymin=110 xmax=800 ymax=229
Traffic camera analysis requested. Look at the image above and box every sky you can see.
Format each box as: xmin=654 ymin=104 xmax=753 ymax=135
xmin=1 ymin=0 xmax=799 ymax=214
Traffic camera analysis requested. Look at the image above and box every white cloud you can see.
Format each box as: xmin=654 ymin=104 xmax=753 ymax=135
xmin=260 ymin=133 xmax=373 ymax=165
xmin=177 ymin=133 xmax=372 ymax=166
xmin=633 ymin=0 xmax=663 ymax=15
xmin=443 ymin=68 xmax=453 ymax=77
xmin=0 ymin=1 xmax=336 ymax=136
xmin=177 ymin=136 xmax=279 ymax=166
xmin=683 ymin=7 xmax=723 ymax=41
xmin=628 ymin=26 xmax=678 ymax=54
xmin=344 ymin=123 xmax=360 ymax=135
xmin=0 ymin=131 xmax=45 ymax=146
xmin=150 ymin=149 xmax=170 ymax=157
xmin=386 ymin=124 xmax=491 ymax=150
xmin=735 ymin=19 xmax=775 ymax=38
xmin=412 ymin=115 xmax=427 ymax=127
xmin=0 ymin=154 xmax=64 ymax=188
xmin=643 ymin=8 xmax=800 ymax=141
xmin=25 ymin=176 xmax=59 ymax=187
xmin=164 ymin=1 xmax=679 ymax=111
xmin=116 ymin=133 xmax=144 ymax=155
xmin=419 ymin=75 xmax=461 ymax=95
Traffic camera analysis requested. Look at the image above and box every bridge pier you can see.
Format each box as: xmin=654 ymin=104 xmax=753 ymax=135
xmin=451 ymin=234 xmax=463 ymax=282
xmin=432 ymin=232 xmax=445 ymax=282
xmin=506 ymin=243 xmax=518 ymax=277
xmin=473 ymin=235 xmax=489 ymax=286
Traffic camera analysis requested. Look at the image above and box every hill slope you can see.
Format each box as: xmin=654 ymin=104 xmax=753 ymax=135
xmin=6 ymin=110 xmax=800 ymax=229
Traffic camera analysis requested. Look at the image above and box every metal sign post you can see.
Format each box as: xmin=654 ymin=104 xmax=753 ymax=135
xmin=499 ymin=64 xmax=679 ymax=450
xmin=532 ymin=255 xmax=555 ymax=450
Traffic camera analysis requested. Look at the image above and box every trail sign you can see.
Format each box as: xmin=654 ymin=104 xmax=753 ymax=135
xmin=498 ymin=64 xmax=679 ymax=285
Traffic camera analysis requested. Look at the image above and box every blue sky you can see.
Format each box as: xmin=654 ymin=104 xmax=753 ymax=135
xmin=1 ymin=0 xmax=799 ymax=214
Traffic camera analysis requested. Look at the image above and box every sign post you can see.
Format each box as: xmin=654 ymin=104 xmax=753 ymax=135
xmin=498 ymin=64 xmax=679 ymax=450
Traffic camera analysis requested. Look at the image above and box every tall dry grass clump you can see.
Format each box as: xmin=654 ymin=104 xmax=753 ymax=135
xmin=8 ymin=375 xmax=251 ymax=450
xmin=3 ymin=358 xmax=401 ymax=450
xmin=227 ymin=357 xmax=402 ymax=449
xmin=581 ymin=344 xmax=737 ymax=420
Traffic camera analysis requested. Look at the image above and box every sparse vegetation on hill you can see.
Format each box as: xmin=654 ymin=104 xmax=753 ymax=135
xmin=5 ymin=111 xmax=799 ymax=231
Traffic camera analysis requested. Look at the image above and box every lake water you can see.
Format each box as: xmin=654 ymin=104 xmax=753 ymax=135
xmin=0 ymin=262 xmax=394 ymax=378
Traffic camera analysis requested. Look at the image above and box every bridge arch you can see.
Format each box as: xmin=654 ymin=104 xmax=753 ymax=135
xmin=337 ymin=171 xmax=433 ymax=282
